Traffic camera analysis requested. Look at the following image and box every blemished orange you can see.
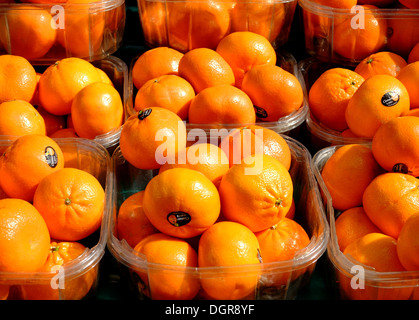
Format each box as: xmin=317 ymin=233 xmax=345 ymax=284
xmin=119 ymin=107 xmax=187 ymax=170
xmin=345 ymin=74 xmax=410 ymax=138
xmin=397 ymin=213 xmax=419 ymax=271
xmin=0 ymin=6 xmax=56 ymax=61
xmin=396 ymin=61 xmax=419 ymax=109
xmin=19 ymin=241 xmax=98 ymax=300
xmin=0 ymin=100 xmax=46 ymax=137
xmin=142 ymin=168 xmax=220 ymax=239
xmin=335 ymin=206 xmax=381 ymax=252
xmin=33 ymin=167 xmax=105 ymax=241
xmin=116 ymin=191 xmax=159 ymax=249
xmin=218 ymin=154 xmax=293 ymax=232
xmin=36 ymin=106 xmax=66 ymax=137
xmin=398 ymin=0 xmax=419 ymax=8
xmin=71 ymin=82 xmax=124 ymax=139
xmin=341 ymin=232 xmax=411 ymax=300
xmin=133 ymin=232 xmax=200 ymax=300
xmin=38 ymin=57 xmax=103 ymax=116
xmin=371 ymin=116 xmax=419 ymax=177
xmin=241 ymin=64 xmax=304 ymax=122
xmin=132 ymin=47 xmax=184 ymax=90
xmin=354 ymin=51 xmax=408 ymax=80
xmin=0 ymin=134 xmax=65 ymax=202
xmin=134 ymin=75 xmax=195 ymax=120
xmin=56 ymin=0 xmax=105 ymax=58
xmin=188 ymin=84 xmax=256 ymax=125
xmin=215 ymin=31 xmax=277 ymax=88
xmin=230 ymin=1 xmax=287 ymax=44
xmin=333 ymin=5 xmax=387 ymax=61
xmin=363 ymin=172 xmax=419 ymax=239
xmin=158 ymin=143 xmax=230 ymax=188
xmin=219 ymin=125 xmax=291 ymax=170
xmin=320 ymin=144 xmax=382 ymax=211
xmin=198 ymin=221 xmax=262 ymax=300
xmin=166 ymin=0 xmax=231 ymax=52
xmin=308 ymin=68 xmax=365 ymax=132
xmin=0 ymin=54 xmax=37 ymax=103
xmin=178 ymin=48 xmax=235 ymax=93
xmin=408 ymin=42 xmax=419 ymax=64
xmin=386 ymin=17 xmax=419 ymax=58
xmin=0 ymin=198 xmax=50 ymax=273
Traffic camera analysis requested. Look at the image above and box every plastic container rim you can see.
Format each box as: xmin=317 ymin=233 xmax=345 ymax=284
xmin=107 ymin=134 xmax=330 ymax=277
xmin=312 ymin=145 xmax=419 ymax=287
xmin=0 ymin=136 xmax=111 ymax=284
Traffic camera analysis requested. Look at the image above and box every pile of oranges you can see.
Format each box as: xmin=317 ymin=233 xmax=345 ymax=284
xmin=131 ymin=31 xmax=305 ymax=125
xmin=0 ymin=54 xmax=121 ymax=300
xmin=308 ymin=50 xmax=419 ymax=139
xmin=319 ymin=114 xmax=419 ymax=300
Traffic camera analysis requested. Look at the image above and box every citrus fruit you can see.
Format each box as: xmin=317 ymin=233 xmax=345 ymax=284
xmin=396 ymin=61 xmax=419 ymax=109
xmin=354 ymin=51 xmax=407 ymax=80
xmin=397 ymin=213 xmax=419 ymax=271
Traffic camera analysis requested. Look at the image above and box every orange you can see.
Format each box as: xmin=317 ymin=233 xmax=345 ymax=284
xmin=310 ymin=0 xmax=357 ymax=8
xmin=178 ymin=48 xmax=235 ymax=93
xmin=218 ymin=154 xmax=293 ymax=232
xmin=396 ymin=61 xmax=419 ymax=109
xmin=188 ymin=84 xmax=256 ymax=125
xmin=334 ymin=206 xmax=381 ymax=252
xmin=408 ymin=42 xmax=419 ymax=64
xmin=215 ymin=31 xmax=277 ymax=88
xmin=19 ymin=241 xmax=98 ymax=300
xmin=56 ymin=0 xmax=105 ymax=58
xmin=341 ymin=232 xmax=411 ymax=300
xmin=33 ymin=167 xmax=105 ymax=241
xmin=132 ymin=47 xmax=184 ymax=90
xmin=354 ymin=51 xmax=407 ymax=80
xmin=71 ymin=82 xmax=124 ymax=139
xmin=0 ymin=198 xmax=50 ymax=273
xmin=387 ymin=17 xmax=419 ymax=58
xmin=142 ymin=168 xmax=220 ymax=239
xmin=0 ymin=100 xmax=46 ymax=137
xmin=397 ymin=213 xmax=419 ymax=271
xmin=133 ymin=232 xmax=200 ymax=300
xmin=38 ymin=57 xmax=103 ymax=116
xmin=332 ymin=5 xmax=387 ymax=61
xmin=407 ymin=108 xmax=419 ymax=117
xmin=158 ymin=143 xmax=230 ymax=188
xmin=36 ymin=106 xmax=66 ymax=137
xmin=49 ymin=128 xmax=78 ymax=138
xmin=241 ymin=64 xmax=304 ymax=122
xmin=398 ymin=0 xmax=419 ymax=8
xmin=166 ymin=0 xmax=231 ymax=52
xmin=0 ymin=134 xmax=65 ymax=202
xmin=198 ymin=221 xmax=262 ymax=300
xmin=254 ymin=217 xmax=310 ymax=285
xmin=119 ymin=107 xmax=187 ymax=170
xmin=116 ymin=191 xmax=159 ymax=249
xmin=371 ymin=116 xmax=419 ymax=177
xmin=0 ymin=54 xmax=37 ymax=103
xmin=96 ymin=68 xmax=113 ymax=86
xmin=139 ymin=1 xmax=168 ymax=49
xmin=363 ymin=172 xmax=419 ymax=239
xmin=0 ymin=6 xmax=56 ymax=61
xmin=308 ymin=68 xmax=365 ymax=132
xmin=320 ymin=144 xmax=383 ymax=211
xmin=134 ymin=75 xmax=195 ymax=120
xmin=220 ymin=125 xmax=292 ymax=170
xmin=345 ymin=74 xmax=410 ymax=138
xmin=230 ymin=1 xmax=287 ymax=44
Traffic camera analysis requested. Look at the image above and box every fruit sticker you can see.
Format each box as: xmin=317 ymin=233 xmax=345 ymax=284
xmin=381 ymin=91 xmax=400 ymax=107
xmin=44 ymin=146 xmax=58 ymax=168
xmin=167 ymin=211 xmax=191 ymax=227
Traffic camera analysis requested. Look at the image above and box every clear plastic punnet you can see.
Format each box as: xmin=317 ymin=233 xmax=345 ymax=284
xmin=312 ymin=145 xmax=419 ymax=300
xmin=0 ymin=137 xmax=111 ymax=300
xmin=107 ymin=133 xmax=329 ymax=300
xmin=137 ymin=0 xmax=298 ymax=52
xmin=299 ymin=0 xmax=419 ymax=66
